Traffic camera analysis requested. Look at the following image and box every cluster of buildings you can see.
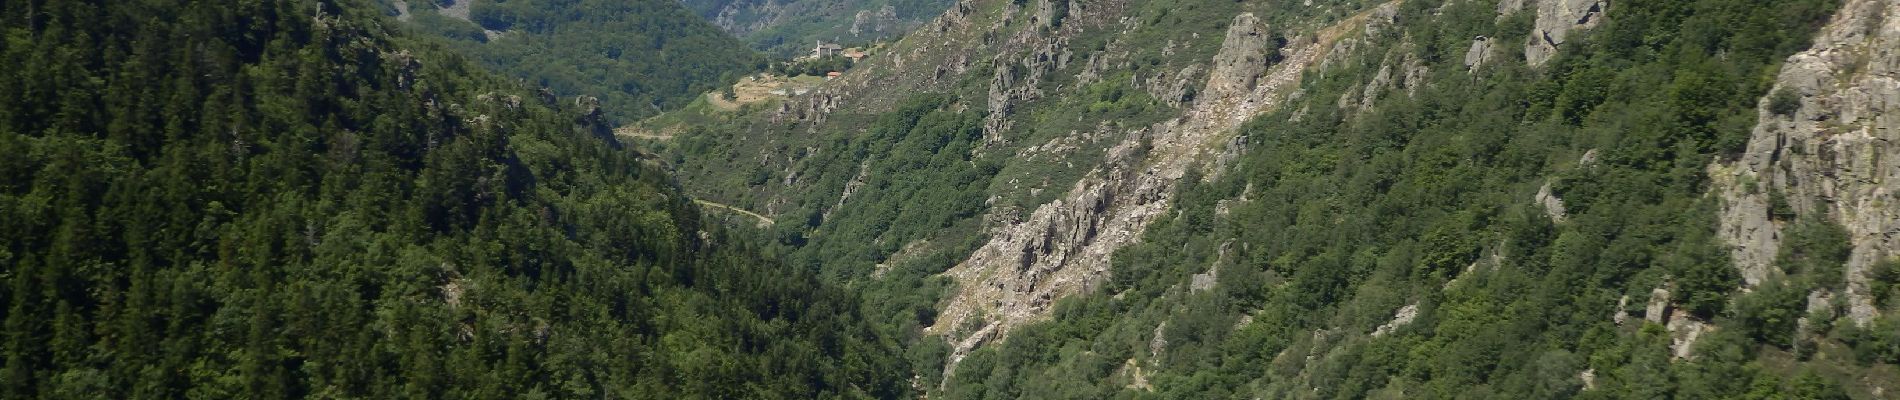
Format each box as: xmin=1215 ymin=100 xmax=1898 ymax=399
xmin=810 ymin=41 xmax=869 ymax=63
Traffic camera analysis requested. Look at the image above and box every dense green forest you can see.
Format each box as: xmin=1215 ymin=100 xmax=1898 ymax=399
xmin=0 ymin=0 xmax=905 ymax=398
xmin=391 ymin=0 xmax=763 ymax=123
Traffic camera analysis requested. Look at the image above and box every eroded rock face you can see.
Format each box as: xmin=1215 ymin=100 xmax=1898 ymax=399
xmin=932 ymin=127 xmax=1171 ymax=369
xmin=1189 ymin=241 xmax=1235 ymax=292
xmin=851 ymin=6 xmax=900 ymax=37
xmin=1524 ymin=0 xmax=1608 ymax=66
xmin=1498 ymin=0 xmax=1528 ymax=15
xmin=1613 ymin=295 xmax=1632 ymax=325
xmin=975 ymin=0 xmax=1101 ymax=145
xmin=1372 ymin=304 xmax=1420 ymax=337
xmin=771 ymin=91 xmax=840 ymax=124
xmin=929 ymin=6 xmax=1371 ymax=377
xmin=1797 ymin=290 xmax=1839 ymax=344
xmin=983 ymin=37 xmax=1072 ymax=144
xmin=1637 ymin=284 xmax=1711 ymax=359
xmin=1665 ymin=309 xmax=1710 ymax=359
xmin=1033 ymin=0 xmax=1066 ymax=29
xmin=393 ymin=0 xmax=413 ymax=21
xmin=1713 ymin=0 xmax=1900 ymax=325
xmin=1337 ymin=41 xmax=1429 ymax=113
xmin=1645 ymin=287 xmax=1671 ymax=323
xmin=1142 ymin=65 xmax=1206 ymax=109
xmin=1535 ymin=181 xmax=1568 ymax=222
xmin=1465 ymin=36 xmax=1492 ymax=70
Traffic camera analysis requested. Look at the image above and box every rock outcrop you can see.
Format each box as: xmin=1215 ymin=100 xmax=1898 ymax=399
xmin=1713 ymin=0 xmax=1899 ymax=325
xmin=1140 ymin=64 xmax=1207 ymax=109
xmin=1372 ymin=304 xmax=1420 ymax=337
xmin=1523 ymin=0 xmax=1608 ymax=66
xmin=1189 ymin=241 xmax=1235 ymax=292
xmin=1535 ymin=182 xmax=1569 ymax=223
xmin=929 ymin=6 xmax=1380 ymax=376
xmin=1465 ymin=35 xmax=1492 ymax=70
xmin=1032 ymin=0 xmax=1068 ymax=29
xmin=1629 ymin=282 xmax=1713 ymax=359
xmin=1613 ymin=295 xmax=1632 ymax=325
xmin=772 ymin=91 xmax=840 ymax=124
xmin=1497 ymin=0 xmax=1528 ymax=15
xmin=851 ymin=6 xmax=900 ymax=37
xmin=393 ymin=0 xmax=413 ymax=21
xmin=1665 ymin=309 xmax=1710 ymax=359
xmin=1645 ymin=287 xmax=1671 ymax=323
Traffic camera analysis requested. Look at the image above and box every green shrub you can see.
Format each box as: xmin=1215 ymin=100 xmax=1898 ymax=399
xmin=1769 ymin=88 xmax=1803 ymax=117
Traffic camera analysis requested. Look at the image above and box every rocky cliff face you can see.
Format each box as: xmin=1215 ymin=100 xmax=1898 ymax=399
xmin=927 ymin=5 xmax=1385 ymax=374
xmin=699 ymin=0 xmax=1881 ymax=367
xmin=655 ymin=0 xmax=1897 ymax=394
xmin=704 ymin=0 xmax=903 ymax=38
xmin=1452 ymin=0 xmax=1603 ymax=70
xmin=982 ymin=34 xmax=1075 ymax=144
xmin=852 ymin=5 xmax=902 ymax=36
xmin=695 ymin=0 xmax=805 ymax=37
xmin=1522 ymin=0 xmax=1607 ymax=66
xmin=1713 ymin=0 xmax=1899 ymax=325
xmin=684 ymin=0 xmax=951 ymax=55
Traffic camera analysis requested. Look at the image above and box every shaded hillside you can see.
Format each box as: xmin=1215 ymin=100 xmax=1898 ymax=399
xmin=681 ymin=0 xmax=955 ymax=56
xmin=0 ymin=0 xmax=905 ymax=397
xmin=388 ymin=0 xmax=761 ymax=123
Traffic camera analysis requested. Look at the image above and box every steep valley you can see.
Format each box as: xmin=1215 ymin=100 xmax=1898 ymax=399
xmin=664 ymin=0 xmax=1900 ymax=397
xmin=6 ymin=0 xmax=1900 ymax=398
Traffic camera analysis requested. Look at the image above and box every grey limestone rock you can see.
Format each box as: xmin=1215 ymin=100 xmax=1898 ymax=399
xmin=1524 ymin=0 xmax=1608 ymax=66
xmin=1713 ymin=0 xmax=1900 ymax=325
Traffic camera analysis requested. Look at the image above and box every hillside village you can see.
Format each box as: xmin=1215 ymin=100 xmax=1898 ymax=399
xmin=617 ymin=39 xmax=887 ymax=141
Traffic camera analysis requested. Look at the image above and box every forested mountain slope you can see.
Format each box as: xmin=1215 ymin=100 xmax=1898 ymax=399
xmin=0 ymin=0 xmax=904 ymax=397
xmin=384 ymin=0 xmax=761 ymax=123
xmin=680 ymin=0 xmax=954 ymax=56
xmin=659 ymin=0 xmax=1900 ymax=397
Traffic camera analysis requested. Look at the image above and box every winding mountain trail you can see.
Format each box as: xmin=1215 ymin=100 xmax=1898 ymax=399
xmin=614 ymin=126 xmax=676 ymax=140
xmin=695 ymin=199 xmax=775 ymax=227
